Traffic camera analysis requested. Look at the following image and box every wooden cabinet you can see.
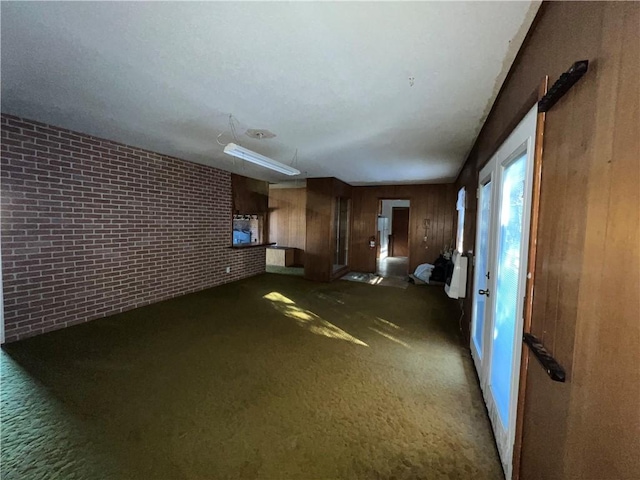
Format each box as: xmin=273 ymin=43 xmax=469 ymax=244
xmin=231 ymin=174 xmax=268 ymax=214
xmin=266 ymin=247 xmax=295 ymax=267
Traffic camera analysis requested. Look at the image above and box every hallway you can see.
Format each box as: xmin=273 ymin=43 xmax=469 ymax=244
xmin=377 ymin=256 xmax=410 ymax=278
xmin=1 ymin=274 xmax=502 ymax=479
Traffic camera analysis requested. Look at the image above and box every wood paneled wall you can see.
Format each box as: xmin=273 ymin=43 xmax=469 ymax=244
xmin=268 ymin=187 xmax=306 ymax=265
xmin=350 ymin=184 xmax=457 ymax=273
xmin=455 ymin=2 xmax=639 ymax=479
xmin=305 ymin=178 xmax=352 ymax=282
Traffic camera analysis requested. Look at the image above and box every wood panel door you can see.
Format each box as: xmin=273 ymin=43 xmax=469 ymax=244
xmin=391 ymin=207 xmax=409 ymax=257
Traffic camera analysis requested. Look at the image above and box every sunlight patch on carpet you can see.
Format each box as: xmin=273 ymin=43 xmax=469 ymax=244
xmin=263 ymin=292 xmax=368 ymax=347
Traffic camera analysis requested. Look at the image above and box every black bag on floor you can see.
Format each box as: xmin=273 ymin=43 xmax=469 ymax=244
xmin=430 ymin=255 xmax=453 ymax=283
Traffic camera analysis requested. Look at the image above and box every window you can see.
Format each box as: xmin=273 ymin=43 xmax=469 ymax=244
xmin=456 ymin=187 xmax=466 ymax=253
xmin=232 ymin=214 xmax=264 ymax=245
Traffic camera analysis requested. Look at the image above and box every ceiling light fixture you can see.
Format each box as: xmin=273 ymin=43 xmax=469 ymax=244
xmin=223 ymin=143 xmax=300 ymax=176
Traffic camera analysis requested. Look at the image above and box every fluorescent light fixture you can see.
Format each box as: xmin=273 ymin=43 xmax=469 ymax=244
xmin=223 ymin=143 xmax=300 ymax=176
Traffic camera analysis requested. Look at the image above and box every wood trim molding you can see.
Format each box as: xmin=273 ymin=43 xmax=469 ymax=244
xmin=512 ymin=75 xmax=549 ymax=480
xmin=478 ymin=87 xmax=541 ymax=173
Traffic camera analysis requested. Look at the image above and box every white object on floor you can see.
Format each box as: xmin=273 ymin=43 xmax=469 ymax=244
xmin=413 ymin=263 xmax=435 ymax=284
xmin=445 ymin=251 xmax=468 ymax=299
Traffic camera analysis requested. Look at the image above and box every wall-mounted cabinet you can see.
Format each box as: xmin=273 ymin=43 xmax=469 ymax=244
xmin=231 ymin=174 xmax=269 ymax=215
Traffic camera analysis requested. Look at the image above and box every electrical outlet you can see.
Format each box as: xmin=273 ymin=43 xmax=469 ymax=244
xmin=225 ymin=267 xmax=231 ymax=273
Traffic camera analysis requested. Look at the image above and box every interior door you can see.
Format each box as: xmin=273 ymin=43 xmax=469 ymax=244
xmin=471 ymin=105 xmax=537 ymax=479
xmin=390 ymin=207 xmax=409 ymax=256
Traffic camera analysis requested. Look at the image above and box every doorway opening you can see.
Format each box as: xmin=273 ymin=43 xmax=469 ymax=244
xmin=377 ymin=199 xmax=410 ymax=278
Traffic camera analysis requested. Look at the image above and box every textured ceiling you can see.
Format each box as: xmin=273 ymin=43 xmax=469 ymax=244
xmin=1 ymin=2 xmax=539 ymax=185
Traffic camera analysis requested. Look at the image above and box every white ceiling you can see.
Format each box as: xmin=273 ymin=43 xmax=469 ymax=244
xmin=1 ymin=1 xmax=539 ymax=185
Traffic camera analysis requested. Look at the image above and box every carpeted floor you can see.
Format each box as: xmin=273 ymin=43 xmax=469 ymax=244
xmin=340 ymin=272 xmax=409 ymax=289
xmin=265 ymin=265 xmax=304 ymax=276
xmin=1 ymin=273 xmax=503 ymax=480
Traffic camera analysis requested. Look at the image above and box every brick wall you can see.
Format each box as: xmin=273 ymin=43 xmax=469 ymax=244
xmin=0 ymin=114 xmax=266 ymax=343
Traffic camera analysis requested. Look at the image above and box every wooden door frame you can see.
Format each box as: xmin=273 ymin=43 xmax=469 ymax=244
xmin=511 ymin=77 xmax=549 ymax=480
xmin=330 ymin=195 xmax=352 ymax=281
xmin=376 ymin=198 xmax=411 ymax=270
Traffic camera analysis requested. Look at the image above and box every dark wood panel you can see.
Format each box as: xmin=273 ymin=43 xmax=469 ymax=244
xmin=231 ymin=174 xmax=269 ymax=214
xmin=390 ymin=207 xmax=409 ymax=257
xmin=519 ymin=358 xmax=572 ymax=479
xmin=350 ymin=187 xmax=379 ymax=273
xmin=304 ymin=178 xmax=332 ymax=282
xmin=455 ymin=2 xmax=640 ymax=479
xmin=562 ymin=3 xmax=639 ymax=478
xmin=268 ymin=187 xmax=306 ymax=265
xmin=304 ymin=178 xmax=352 ymax=282
xmin=350 ymin=184 xmax=456 ymax=273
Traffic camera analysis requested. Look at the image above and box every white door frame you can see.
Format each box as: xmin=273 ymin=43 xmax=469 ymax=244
xmin=470 ymin=165 xmax=496 ymax=377
xmin=471 ymin=105 xmax=537 ymax=479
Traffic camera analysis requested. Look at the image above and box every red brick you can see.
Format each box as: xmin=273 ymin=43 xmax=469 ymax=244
xmin=1 ymin=114 xmax=266 ymax=342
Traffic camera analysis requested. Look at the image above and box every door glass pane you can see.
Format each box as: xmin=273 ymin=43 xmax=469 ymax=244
xmin=333 ymin=197 xmax=350 ymax=272
xmin=490 ymin=152 xmax=526 ymax=427
xmin=472 ymin=181 xmax=492 ymax=357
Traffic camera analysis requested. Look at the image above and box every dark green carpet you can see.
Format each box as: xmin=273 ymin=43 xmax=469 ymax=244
xmin=1 ymin=273 xmax=502 ymax=479
xmin=265 ymin=265 xmax=304 ymax=276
